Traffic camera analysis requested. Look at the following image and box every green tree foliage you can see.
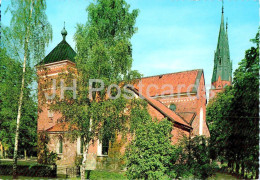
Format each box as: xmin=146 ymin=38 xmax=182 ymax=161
xmin=187 ymin=136 xmax=216 ymax=179
xmin=125 ymin=117 xmax=177 ymax=179
xmin=0 ymin=48 xmax=37 ymax=158
xmin=3 ymin=0 xmax=52 ymax=177
xmin=207 ymin=86 xmax=234 ymax=161
xmin=44 ymin=0 xmax=140 ymax=178
xmin=207 ymin=31 xmax=259 ymax=178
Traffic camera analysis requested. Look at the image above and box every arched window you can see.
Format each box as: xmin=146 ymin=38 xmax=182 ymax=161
xmin=102 ymin=135 xmax=109 ymax=155
xmin=58 ymin=136 xmax=63 ymax=154
xmin=169 ymin=104 xmax=176 ymax=111
xmin=97 ymin=136 xmax=109 ymax=156
xmin=80 ymin=137 xmax=84 ymax=154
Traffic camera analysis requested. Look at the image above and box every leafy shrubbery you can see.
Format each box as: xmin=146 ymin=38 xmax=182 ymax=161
xmin=126 ymin=119 xmax=176 ymax=179
xmin=185 ymin=136 xmax=217 ymax=179
xmin=126 ymin=117 xmax=216 ymax=179
xmin=0 ymin=164 xmax=57 ymax=177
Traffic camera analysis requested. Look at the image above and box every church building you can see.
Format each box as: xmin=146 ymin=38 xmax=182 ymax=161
xmin=35 ymin=6 xmax=236 ymax=168
xmin=36 ymin=26 xmax=210 ymax=167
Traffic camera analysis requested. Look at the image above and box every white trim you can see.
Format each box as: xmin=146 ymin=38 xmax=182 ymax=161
xmin=37 ymin=60 xmax=75 ymax=68
xmin=77 ymin=137 xmax=81 ymax=155
xmin=151 ymin=92 xmax=197 ymax=99
xmin=199 ymin=107 xmax=203 ymax=135
xmin=97 ymin=139 xmax=102 ymax=156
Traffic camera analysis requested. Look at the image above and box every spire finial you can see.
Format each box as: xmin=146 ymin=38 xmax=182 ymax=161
xmin=222 ymin=0 xmax=224 ymax=14
xmin=61 ymin=21 xmax=67 ymax=41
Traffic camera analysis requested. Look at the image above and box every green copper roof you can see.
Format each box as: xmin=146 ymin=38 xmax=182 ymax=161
xmin=39 ymin=25 xmax=76 ymax=65
xmin=211 ymin=4 xmax=232 ymax=84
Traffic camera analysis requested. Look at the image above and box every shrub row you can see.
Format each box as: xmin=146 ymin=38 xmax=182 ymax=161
xmin=0 ymin=164 xmax=57 ymax=177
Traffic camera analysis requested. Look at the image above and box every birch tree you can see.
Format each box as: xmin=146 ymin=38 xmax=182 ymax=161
xmin=45 ymin=0 xmax=140 ymax=179
xmin=3 ymin=0 xmax=52 ymax=178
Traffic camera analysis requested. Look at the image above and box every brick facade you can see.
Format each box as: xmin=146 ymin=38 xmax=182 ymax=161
xmin=37 ymin=63 xmax=210 ymax=167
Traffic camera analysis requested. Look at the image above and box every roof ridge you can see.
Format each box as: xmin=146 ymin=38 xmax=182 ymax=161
xmin=131 ymin=88 xmax=191 ymax=129
xmin=141 ymin=69 xmax=203 ymax=79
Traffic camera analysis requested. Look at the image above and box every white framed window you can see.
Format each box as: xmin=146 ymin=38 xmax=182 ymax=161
xmin=97 ymin=138 xmax=109 ymax=156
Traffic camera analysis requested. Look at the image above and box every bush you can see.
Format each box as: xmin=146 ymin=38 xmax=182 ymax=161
xmin=176 ymin=136 xmax=218 ymax=179
xmin=75 ymin=154 xmax=83 ymax=167
xmin=126 ymin=119 xmax=177 ymax=179
xmin=0 ymin=164 xmax=57 ymax=177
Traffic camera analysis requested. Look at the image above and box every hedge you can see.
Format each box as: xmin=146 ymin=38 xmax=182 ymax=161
xmin=0 ymin=164 xmax=57 ymax=177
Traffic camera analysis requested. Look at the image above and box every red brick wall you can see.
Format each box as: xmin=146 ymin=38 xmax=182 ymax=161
xmin=147 ymin=103 xmax=190 ymax=143
xmin=147 ymin=103 xmax=165 ymax=121
xmin=210 ymin=75 xmax=231 ymax=99
xmin=48 ymin=133 xmax=77 ymax=166
xmin=47 ymin=133 xmax=99 ymax=166
xmin=37 ymin=60 xmax=76 ymax=131
xmin=171 ymin=124 xmax=190 ymax=144
xmin=154 ymin=72 xmax=210 ymax=137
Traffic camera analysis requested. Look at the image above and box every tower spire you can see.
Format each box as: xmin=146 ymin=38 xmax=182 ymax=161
xmin=211 ymin=2 xmax=232 ymax=84
xmin=210 ymin=0 xmax=232 ymax=99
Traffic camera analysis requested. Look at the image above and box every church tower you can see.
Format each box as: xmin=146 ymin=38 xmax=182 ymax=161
xmin=209 ymin=3 xmax=232 ymax=99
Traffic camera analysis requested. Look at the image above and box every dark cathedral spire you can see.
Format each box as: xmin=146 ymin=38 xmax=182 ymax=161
xmin=211 ymin=2 xmax=232 ymax=84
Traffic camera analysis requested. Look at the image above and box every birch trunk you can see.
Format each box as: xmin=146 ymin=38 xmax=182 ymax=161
xmin=12 ymin=44 xmax=27 ymax=178
xmin=12 ymin=1 xmax=33 ymax=178
xmin=81 ymin=144 xmax=89 ymax=180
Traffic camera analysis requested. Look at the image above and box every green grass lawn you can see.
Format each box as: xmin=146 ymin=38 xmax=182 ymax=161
xmin=1 ymin=171 xmax=240 ymax=180
xmin=208 ymin=172 xmax=239 ymax=179
xmin=0 ymin=170 xmax=126 ymax=180
xmin=0 ymin=159 xmax=37 ymax=166
xmin=86 ymin=170 xmax=127 ymax=180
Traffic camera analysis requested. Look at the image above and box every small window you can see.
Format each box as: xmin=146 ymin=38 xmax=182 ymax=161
xmin=80 ymin=137 xmax=84 ymax=154
xmin=102 ymin=136 xmax=109 ymax=155
xmin=97 ymin=136 xmax=109 ymax=156
xmin=58 ymin=137 xmax=63 ymax=154
xmin=169 ymin=104 xmax=176 ymax=111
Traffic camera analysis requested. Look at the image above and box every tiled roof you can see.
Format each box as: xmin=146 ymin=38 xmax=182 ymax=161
xmin=46 ymin=122 xmax=69 ymax=132
xmin=132 ymin=88 xmax=192 ymax=129
xmin=39 ymin=40 xmax=76 ymax=65
xmin=176 ymin=112 xmax=196 ymax=125
xmin=135 ymin=69 xmax=203 ymax=97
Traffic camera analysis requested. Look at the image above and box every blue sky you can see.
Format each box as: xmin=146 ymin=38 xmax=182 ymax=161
xmin=2 ymin=0 xmax=259 ymax=93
